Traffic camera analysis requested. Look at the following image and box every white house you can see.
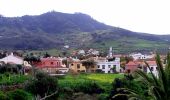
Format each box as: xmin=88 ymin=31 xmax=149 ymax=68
xmin=78 ymin=50 xmax=85 ymax=55
xmin=0 ymin=53 xmax=23 ymax=65
xmin=130 ymin=53 xmax=154 ymax=60
xmin=96 ymin=57 xmax=121 ymax=73
xmin=87 ymin=49 xmax=99 ymax=55
xmin=143 ymin=61 xmax=158 ymax=77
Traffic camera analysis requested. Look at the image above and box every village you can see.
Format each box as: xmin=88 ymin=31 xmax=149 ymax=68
xmin=0 ymin=47 xmax=163 ymax=77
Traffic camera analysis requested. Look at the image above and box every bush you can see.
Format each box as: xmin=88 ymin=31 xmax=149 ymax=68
xmin=7 ymin=89 xmax=30 ymax=100
xmin=96 ymin=69 xmax=104 ymax=73
xmin=25 ymin=72 xmax=58 ymax=99
xmin=0 ymin=91 xmax=8 ymax=100
xmin=73 ymin=81 xmax=104 ymax=94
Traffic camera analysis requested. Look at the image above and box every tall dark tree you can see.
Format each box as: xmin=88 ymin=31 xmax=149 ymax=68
xmin=24 ymin=53 xmax=40 ymax=78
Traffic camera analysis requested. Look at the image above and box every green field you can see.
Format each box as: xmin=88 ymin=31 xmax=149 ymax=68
xmin=58 ymin=73 xmax=124 ymax=94
xmin=0 ymin=73 xmax=124 ymax=99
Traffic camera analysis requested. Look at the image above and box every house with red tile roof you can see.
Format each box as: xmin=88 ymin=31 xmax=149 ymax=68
xmin=35 ymin=57 xmax=68 ymax=74
xmin=125 ymin=61 xmax=139 ymax=73
xmin=125 ymin=60 xmax=158 ymax=76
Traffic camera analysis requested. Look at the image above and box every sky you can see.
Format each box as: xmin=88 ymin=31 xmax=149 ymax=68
xmin=0 ymin=0 xmax=170 ymax=35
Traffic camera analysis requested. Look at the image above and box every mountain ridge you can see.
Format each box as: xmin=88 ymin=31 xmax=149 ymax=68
xmin=0 ymin=11 xmax=169 ymax=53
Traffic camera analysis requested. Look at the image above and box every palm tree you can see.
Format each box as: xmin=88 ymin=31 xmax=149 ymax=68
xmin=113 ymin=53 xmax=170 ymax=100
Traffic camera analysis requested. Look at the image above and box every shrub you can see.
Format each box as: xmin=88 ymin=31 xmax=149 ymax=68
xmin=25 ymin=72 xmax=58 ymax=99
xmin=74 ymin=81 xmax=104 ymax=94
xmin=0 ymin=91 xmax=8 ymax=100
xmin=96 ymin=69 xmax=104 ymax=73
xmin=7 ymin=89 xmax=30 ymax=100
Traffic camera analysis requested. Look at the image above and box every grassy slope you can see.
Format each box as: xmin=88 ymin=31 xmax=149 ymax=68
xmin=91 ymin=37 xmax=170 ymax=53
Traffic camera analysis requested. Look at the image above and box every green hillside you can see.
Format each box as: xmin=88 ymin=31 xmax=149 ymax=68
xmin=0 ymin=11 xmax=170 ymax=53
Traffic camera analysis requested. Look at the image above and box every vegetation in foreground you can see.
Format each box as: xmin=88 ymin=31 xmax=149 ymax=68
xmin=111 ymin=53 xmax=170 ymax=100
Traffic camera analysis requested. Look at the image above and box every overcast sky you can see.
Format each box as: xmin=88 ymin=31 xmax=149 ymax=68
xmin=0 ymin=0 xmax=170 ymax=34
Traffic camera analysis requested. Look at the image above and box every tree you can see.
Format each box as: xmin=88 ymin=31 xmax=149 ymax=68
xmin=114 ymin=53 xmax=170 ymax=100
xmin=43 ymin=52 xmax=51 ymax=58
xmin=24 ymin=54 xmax=40 ymax=78
xmin=82 ymin=59 xmax=96 ymax=73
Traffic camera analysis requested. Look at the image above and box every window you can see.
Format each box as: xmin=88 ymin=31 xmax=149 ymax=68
xmin=108 ymin=65 xmax=111 ymax=68
xmin=97 ymin=65 xmax=100 ymax=68
xmin=113 ymin=65 xmax=116 ymax=67
xmin=102 ymin=65 xmax=105 ymax=69
xmin=71 ymin=64 xmax=74 ymax=66
xmin=77 ymin=64 xmax=80 ymax=69
xmin=51 ymin=62 xmax=54 ymax=65
xmin=143 ymin=67 xmax=147 ymax=72
xmin=151 ymin=67 xmax=154 ymax=71
xmin=156 ymin=67 xmax=158 ymax=70
xmin=127 ymin=69 xmax=131 ymax=73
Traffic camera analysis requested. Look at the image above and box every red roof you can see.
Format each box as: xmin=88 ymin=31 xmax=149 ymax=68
xmin=35 ymin=57 xmax=62 ymax=68
xmin=41 ymin=57 xmax=61 ymax=61
xmin=146 ymin=61 xmax=157 ymax=66
xmin=126 ymin=61 xmax=138 ymax=66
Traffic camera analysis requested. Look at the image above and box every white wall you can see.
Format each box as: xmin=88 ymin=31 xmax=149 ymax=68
xmin=0 ymin=54 xmax=23 ymax=64
xmin=146 ymin=65 xmax=158 ymax=77
xmin=96 ymin=58 xmax=120 ymax=73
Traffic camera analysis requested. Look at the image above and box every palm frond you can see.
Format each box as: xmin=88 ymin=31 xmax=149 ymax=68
xmin=155 ymin=54 xmax=168 ymax=96
xmin=112 ymin=94 xmax=128 ymax=99
xmin=149 ymin=86 xmax=164 ymax=100
xmin=134 ymin=70 xmax=154 ymax=86
xmin=114 ymin=88 xmax=145 ymax=100
xmin=128 ymin=94 xmax=145 ymax=100
xmin=117 ymin=88 xmax=139 ymax=95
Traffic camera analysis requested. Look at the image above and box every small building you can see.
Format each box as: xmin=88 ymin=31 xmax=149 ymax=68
xmin=69 ymin=59 xmax=86 ymax=72
xmin=129 ymin=53 xmax=154 ymax=60
xmin=87 ymin=49 xmax=99 ymax=56
xmin=78 ymin=50 xmax=85 ymax=55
